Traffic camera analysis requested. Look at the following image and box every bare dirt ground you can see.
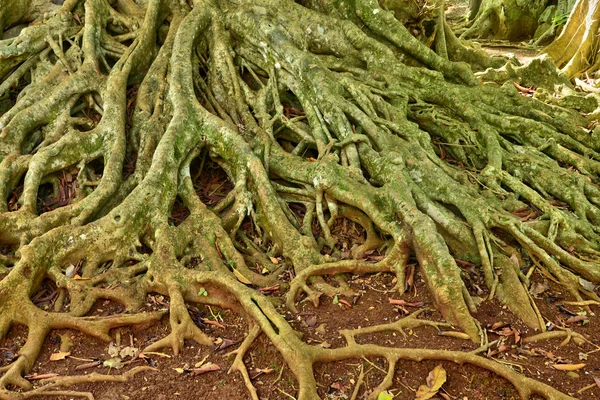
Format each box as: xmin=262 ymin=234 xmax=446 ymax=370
xmin=4 ymin=266 xmax=600 ymax=399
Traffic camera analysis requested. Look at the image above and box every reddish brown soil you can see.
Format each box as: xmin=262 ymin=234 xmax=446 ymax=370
xmin=3 ymin=267 xmax=600 ymax=400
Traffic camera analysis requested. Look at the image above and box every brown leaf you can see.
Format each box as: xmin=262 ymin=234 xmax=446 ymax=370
xmin=551 ymin=363 xmax=586 ymax=371
xmin=415 ymin=364 xmax=446 ymax=400
xmin=201 ymin=318 xmax=226 ymax=329
xmin=305 ymin=315 xmax=318 ymax=327
xmin=594 ymin=376 xmax=600 ymax=388
xmin=529 ymin=281 xmax=549 ymax=297
xmin=215 ymin=338 xmax=238 ymax=352
xmin=513 ymin=328 xmax=521 ymax=344
xmin=49 ymin=352 xmax=70 ymax=361
xmin=233 ymin=268 xmax=253 ymax=285
xmin=388 ymin=298 xmax=424 ymax=307
xmin=566 ymin=315 xmax=588 ymax=324
xmin=338 ymin=299 xmax=352 ymax=309
xmin=25 ymin=373 xmax=60 ymax=380
xmin=191 ymin=362 xmax=220 ymax=375
xmin=491 ymin=321 xmax=508 ymax=330
xmin=255 ymin=367 xmax=274 ymax=375
xmin=258 ymin=285 xmax=280 ymax=293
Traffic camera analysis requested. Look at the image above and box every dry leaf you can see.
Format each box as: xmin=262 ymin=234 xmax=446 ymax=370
xmin=269 ymin=257 xmax=279 ymax=264
xmin=415 ymin=364 xmax=446 ymax=400
xmin=191 ymin=362 xmax=220 ymax=375
xmin=194 ymin=355 xmax=209 ymax=368
xmin=119 ymin=346 xmax=138 ymax=359
xmin=551 ymin=363 xmax=586 ymax=371
xmin=108 ymin=342 xmax=119 ymax=358
xmin=388 ymin=299 xmax=424 ymax=307
xmin=49 ymin=351 xmax=70 ymax=361
xmin=529 ymin=281 xmax=549 ymax=297
xmin=103 ymin=358 xmax=123 ymax=369
xmin=215 ymin=338 xmax=238 ymax=351
xmin=579 ymin=278 xmax=595 ymax=292
xmin=566 ymin=315 xmax=588 ymax=324
xmin=25 ymin=373 xmax=60 ymax=380
xmin=315 ymin=324 xmax=327 ymax=336
xmin=233 ymin=268 xmax=253 ymax=285
xmin=491 ymin=321 xmax=508 ymax=330
xmin=255 ymin=367 xmax=274 ymax=374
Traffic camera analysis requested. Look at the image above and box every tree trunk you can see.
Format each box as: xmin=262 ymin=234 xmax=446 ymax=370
xmin=461 ymin=0 xmax=549 ymax=40
xmin=0 ymin=0 xmax=597 ymax=399
xmin=469 ymin=0 xmax=483 ymax=19
xmin=542 ymin=0 xmax=600 ymax=78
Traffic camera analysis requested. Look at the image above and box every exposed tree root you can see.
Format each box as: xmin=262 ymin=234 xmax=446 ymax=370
xmin=1 ymin=0 xmax=599 ymax=398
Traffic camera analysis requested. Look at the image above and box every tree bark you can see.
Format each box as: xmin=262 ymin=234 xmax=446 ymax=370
xmin=542 ymin=0 xmax=600 ymax=78
xmin=0 ymin=1 xmax=597 ymax=399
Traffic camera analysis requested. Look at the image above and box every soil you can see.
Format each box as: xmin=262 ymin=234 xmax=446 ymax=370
xmin=3 ymin=264 xmax=600 ymax=400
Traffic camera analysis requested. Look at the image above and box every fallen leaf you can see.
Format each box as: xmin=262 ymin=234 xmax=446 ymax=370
xmin=566 ymin=315 xmax=588 ymax=324
xmin=103 ymin=358 xmax=123 ymax=369
xmin=315 ymin=324 xmax=327 ymax=336
xmin=49 ymin=351 xmax=70 ymax=361
xmin=108 ymin=342 xmax=119 ymax=358
xmin=269 ymin=257 xmax=279 ymax=264
xmin=191 ymin=362 xmax=220 ymax=375
xmin=233 ymin=268 xmax=253 ymax=285
xmin=332 ymin=295 xmax=339 ymax=305
xmin=377 ymin=391 xmax=394 ymax=400
xmin=579 ymin=278 xmax=596 ymax=292
xmin=174 ymin=367 xmax=185 ymax=374
xmin=594 ymin=376 xmax=600 ymax=388
xmin=215 ymin=338 xmax=238 ymax=351
xmin=119 ymin=346 xmax=138 ymax=359
xmin=388 ymin=298 xmax=424 ymax=307
xmin=201 ymin=318 xmax=226 ymax=329
xmin=529 ymin=281 xmax=549 ymax=297
xmin=194 ymin=355 xmax=209 ymax=368
xmin=339 ymin=299 xmax=352 ymax=309
xmin=415 ymin=364 xmax=446 ymax=400
xmin=305 ymin=315 xmax=318 ymax=327
xmin=255 ymin=367 xmax=274 ymax=374
xmin=551 ymin=363 xmax=586 ymax=371
xmin=491 ymin=321 xmax=508 ymax=330
xmin=25 ymin=373 xmax=60 ymax=380
xmin=318 ymin=341 xmax=331 ymax=348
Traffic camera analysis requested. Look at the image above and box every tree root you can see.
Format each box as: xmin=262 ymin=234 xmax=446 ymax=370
xmin=1 ymin=0 xmax=598 ymax=398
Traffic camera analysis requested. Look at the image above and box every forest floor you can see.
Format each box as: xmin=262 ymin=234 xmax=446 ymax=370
xmin=3 ymin=162 xmax=600 ymax=400
xmin=2 ymin=3 xmax=600 ymax=400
